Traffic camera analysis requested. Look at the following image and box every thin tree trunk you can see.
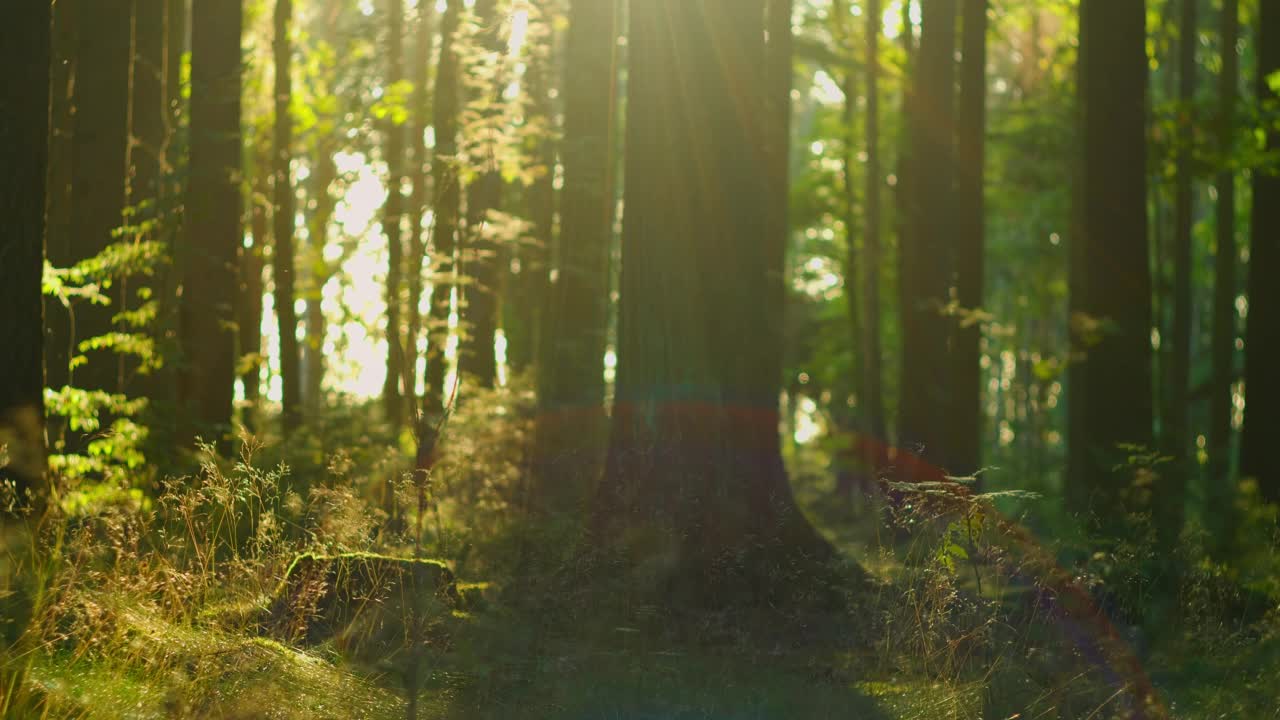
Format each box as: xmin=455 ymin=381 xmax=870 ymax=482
xmin=458 ymin=0 xmax=506 ymax=388
xmin=303 ymin=146 xmax=338 ymax=413
xmin=131 ymin=0 xmax=165 ymax=212
xmin=273 ymin=0 xmax=301 ymax=434
xmin=1243 ymin=0 xmax=1280 ymax=503
xmin=180 ymin=0 xmax=243 ymax=446
xmin=1207 ymin=0 xmax=1239 ymax=547
xmin=0 ymin=0 xmax=52 ymax=499
xmin=425 ymin=0 xmax=462 ymax=415
xmin=1162 ymin=0 xmax=1197 ymax=549
xmin=405 ymin=0 xmax=435 ymax=411
xmin=45 ymin=0 xmax=78 ymax=393
xmin=837 ymin=0 xmax=863 ymax=498
xmin=1068 ymin=0 xmax=1152 ymax=521
xmin=240 ymin=148 xmax=268 ymax=423
xmin=951 ymin=0 xmax=987 ymax=479
xmin=861 ymin=0 xmax=887 ymax=456
xmin=384 ymin=0 xmax=408 ymax=429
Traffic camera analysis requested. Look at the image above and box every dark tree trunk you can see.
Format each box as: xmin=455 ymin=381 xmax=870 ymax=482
xmin=531 ymin=0 xmax=616 ymax=506
xmin=131 ymin=0 xmax=166 ymax=211
xmin=861 ymin=0 xmax=887 ymax=456
xmin=1068 ymin=0 xmax=1152 ymax=519
xmin=951 ymin=0 xmax=986 ymax=480
xmin=274 ymin=0 xmax=301 ymax=434
xmin=0 ymin=0 xmax=52 ymax=500
xmin=898 ymin=0 xmax=957 ymax=475
xmin=425 ymin=0 xmax=462 ymax=415
xmin=1207 ymin=0 xmax=1240 ymax=546
xmin=180 ymin=0 xmax=243 ymax=445
xmin=45 ymin=0 xmax=77 ymax=393
xmin=595 ymin=0 xmax=831 ymax=596
xmin=383 ymin=0 xmax=408 ymax=430
xmin=1243 ymin=0 xmax=1280 ymax=502
xmin=67 ymin=0 xmax=133 ymax=394
xmin=458 ymin=0 xmax=506 ymax=389
xmin=1161 ymin=0 xmax=1198 ymax=548
xmin=405 ymin=0 xmax=435 ymax=412
xmin=836 ymin=0 xmax=864 ymax=498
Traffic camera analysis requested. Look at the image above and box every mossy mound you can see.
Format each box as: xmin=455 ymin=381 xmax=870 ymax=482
xmin=264 ymin=553 xmax=462 ymax=666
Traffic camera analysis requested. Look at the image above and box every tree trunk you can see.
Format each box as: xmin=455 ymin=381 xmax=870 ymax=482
xmin=595 ymin=0 xmax=832 ymax=598
xmin=1207 ymin=0 xmax=1239 ymax=547
xmin=240 ymin=146 xmax=268 ymax=426
xmin=1243 ymin=0 xmax=1280 ymax=503
xmin=180 ymin=0 xmax=243 ymax=446
xmin=0 ymin=0 xmax=52 ymax=500
xmin=131 ymin=0 xmax=166 ymax=212
xmin=1161 ymin=0 xmax=1197 ymax=549
xmin=383 ymin=0 xmax=408 ymax=430
xmin=861 ymin=0 xmax=887 ymax=458
xmin=1068 ymin=0 xmax=1152 ymax=520
xmin=405 ymin=0 xmax=435 ymax=411
xmin=951 ymin=0 xmax=987 ymax=480
xmin=898 ymin=0 xmax=957 ymax=476
xmin=531 ymin=0 xmax=616 ymax=507
xmin=424 ymin=0 xmax=462 ymax=415
xmin=274 ymin=0 xmax=301 ymax=434
xmin=45 ymin=0 xmax=77 ymax=393
xmin=67 ymin=0 xmax=133 ymax=394
xmin=303 ymin=146 xmax=339 ymax=413
xmin=458 ymin=0 xmax=506 ymax=389
xmin=837 ymin=0 xmax=864 ymax=498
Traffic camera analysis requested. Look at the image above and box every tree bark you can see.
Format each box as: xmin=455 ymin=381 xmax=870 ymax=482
xmin=0 ymin=0 xmax=52 ymax=499
xmin=67 ymin=0 xmax=133 ymax=394
xmin=1207 ymin=0 xmax=1239 ymax=546
xmin=383 ymin=0 xmax=408 ymax=430
xmin=131 ymin=0 xmax=166 ymax=212
xmin=531 ymin=0 xmax=616 ymax=507
xmin=898 ymin=0 xmax=957 ymax=475
xmin=274 ymin=0 xmax=301 ymax=434
xmin=1161 ymin=0 xmax=1198 ymax=549
xmin=1243 ymin=0 xmax=1280 ymax=502
xmin=424 ymin=0 xmax=463 ymax=415
xmin=861 ymin=0 xmax=887 ymax=456
xmin=405 ymin=0 xmax=435 ymax=411
xmin=458 ymin=0 xmax=506 ymax=389
xmin=180 ymin=0 xmax=243 ymax=446
xmin=951 ymin=0 xmax=987 ymax=480
xmin=595 ymin=0 xmax=832 ymax=597
xmin=240 ymin=146 xmax=268 ymax=425
xmin=303 ymin=146 xmax=338 ymax=413
xmin=1068 ymin=0 xmax=1152 ymax=520
xmin=45 ymin=0 xmax=77 ymax=393
xmin=836 ymin=0 xmax=864 ymax=498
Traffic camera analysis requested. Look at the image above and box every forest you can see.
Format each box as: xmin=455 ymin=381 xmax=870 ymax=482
xmin=1 ymin=0 xmax=1279 ymax=717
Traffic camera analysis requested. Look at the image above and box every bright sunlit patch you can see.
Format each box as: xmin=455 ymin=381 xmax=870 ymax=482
xmin=507 ymin=8 xmax=529 ymax=56
xmin=794 ymin=395 xmax=822 ymax=445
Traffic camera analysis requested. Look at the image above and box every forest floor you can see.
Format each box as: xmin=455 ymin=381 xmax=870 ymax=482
xmin=8 ymin=401 xmax=1280 ymax=719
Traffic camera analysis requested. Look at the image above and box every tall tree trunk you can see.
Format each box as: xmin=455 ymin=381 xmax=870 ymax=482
xmin=951 ymin=0 xmax=986 ymax=480
xmin=180 ymin=0 xmax=243 ymax=445
xmin=274 ymin=0 xmax=301 ymax=434
xmin=836 ymin=0 xmax=864 ymax=498
xmin=1243 ymin=0 xmax=1280 ymax=503
xmin=532 ymin=0 xmax=616 ymax=506
xmin=458 ymin=0 xmax=506 ymax=388
xmin=1068 ymin=0 xmax=1152 ymax=520
xmin=0 ymin=0 xmax=52 ymax=502
xmin=68 ymin=0 xmax=133 ymax=394
xmin=1162 ymin=0 xmax=1197 ymax=548
xmin=45 ymin=0 xmax=78 ymax=393
xmin=240 ymin=145 xmax=268 ymax=425
xmin=1207 ymin=0 xmax=1239 ymax=546
xmin=509 ymin=24 xmax=555 ymax=376
xmin=595 ymin=0 xmax=832 ymax=596
xmin=405 ymin=0 xmax=435 ymax=411
xmin=898 ymin=0 xmax=957 ymax=475
xmin=131 ymin=0 xmax=165 ymax=213
xmin=303 ymin=146 xmax=338 ymax=413
xmin=383 ymin=0 xmax=408 ymax=430
xmin=861 ymin=0 xmax=887 ymax=457
xmin=425 ymin=0 xmax=462 ymax=415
